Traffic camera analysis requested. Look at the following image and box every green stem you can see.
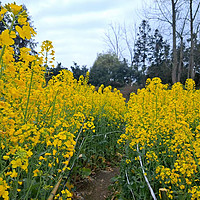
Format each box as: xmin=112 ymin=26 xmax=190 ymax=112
xmin=35 ymin=176 xmax=42 ymax=199
xmin=41 ymin=91 xmax=58 ymax=124
xmin=24 ymin=70 xmax=34 ymax=123
xmin=50 ymin=90 xmax=58 ymax=125
xmin=0 ymin=163 xmax=11 ymax=176
xmin=1 ymin=19 xmax=9 ymax=29
xmin=12 ymin=168 xmax=20 ymax=200
xmin=0 ymin=45 xmax=6 ymax=64
xmin=24 ymin=180 xmax=33 ymax=200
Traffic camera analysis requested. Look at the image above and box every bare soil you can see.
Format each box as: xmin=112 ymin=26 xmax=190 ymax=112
xmin=73 ymin=167 xmax=119 ymax=200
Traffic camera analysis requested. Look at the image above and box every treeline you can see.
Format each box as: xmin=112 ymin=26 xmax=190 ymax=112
xmin=2 ymin=1 xmax=200 ymax=88
xmin=71 ymin=19 xmax=200 ymax=88
xmin=89 ymin=0 xmax=200 ymax=88
xmin=90 ymin=20 xmax=172 ymax=88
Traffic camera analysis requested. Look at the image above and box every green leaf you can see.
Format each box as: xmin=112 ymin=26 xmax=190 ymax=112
xmin=81 ymin=167 xmax=91 ymax=177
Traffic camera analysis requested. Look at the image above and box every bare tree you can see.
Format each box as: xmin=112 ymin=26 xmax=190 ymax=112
xmin=188 ymin=0 xmax=200 ymax=79
xmin=171 ymin=0 xmax=179 ymax=83
xmin=103 ymin=22 xmax=139 ymax=66
xmin=122 ymin=23 xmax=135 ymax=66
xmin=104 ymin=23 xmax=124 ymax=59
xmin=144 ymin=0 xmax=189 ymax=82
xmin=177 ymin=8 xmax=189 ymax=82
xmin=144 ymin=0 xmax=200 ymax=82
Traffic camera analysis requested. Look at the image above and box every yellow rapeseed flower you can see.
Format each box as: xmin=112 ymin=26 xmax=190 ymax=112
xmin=16 ymin=25 xmax=36 ymax=40
xmin=33 ymin=169 xmax=40 ymax=177
xmin=11 ymin=158 xmax=22 ymax=168
xmin=0 ymin=30 xmax=16 ymax=46
xmin=0 ymin=7 xmax=7 ymax=21
xmin=10 ymin=169 xmax=18 ymax=178
xmin=3 ymin=156 xmax=9 ymax=160
xmin=0 ymin=178 xmax=9 ymax=200
xmin=6 ymin=3 xmax=22 ymax=15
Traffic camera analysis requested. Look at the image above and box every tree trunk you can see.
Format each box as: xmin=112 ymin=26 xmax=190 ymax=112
xmin=178 ymin=36 xmax=183 ymax=82
xmin=189 ymin=0 xmax=195 ymax=79
xmin=172 ymin=0 xmax=178 ymax=84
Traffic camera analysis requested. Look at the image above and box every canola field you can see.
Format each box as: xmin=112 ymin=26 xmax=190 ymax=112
xmin=0 ymin=3 xmax=199 ymax=200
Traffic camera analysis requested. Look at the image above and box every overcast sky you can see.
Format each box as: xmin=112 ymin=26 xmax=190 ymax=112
xmin=4 ymin=0 xmax=152 ymax=69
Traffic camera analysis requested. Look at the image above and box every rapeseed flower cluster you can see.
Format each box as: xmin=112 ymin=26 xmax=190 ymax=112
xmin=0 ymin=3 xmax=126 ymax=199
xmin=119 ymin=77 xmax=200 ymax=199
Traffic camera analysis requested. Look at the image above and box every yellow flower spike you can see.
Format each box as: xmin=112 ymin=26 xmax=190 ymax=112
xmin=6 ymin=3 xmax=22 ymax=15
xmin=40 ymin=40 xmax=55 ymax=68
xmin=2 ymin=47 xmax=15 ymax=64
xmin=185 ymin=78 xmax=195 ymax=90
xmin=126 ymin=159 xmax=131 ymax=164
xmin=21 ymin=160 xmax=29 ymax=172
xmin=46 ymin=140 xmax=52 ymax=147
xmin=180 ymin=185 xmax=185 ymax=190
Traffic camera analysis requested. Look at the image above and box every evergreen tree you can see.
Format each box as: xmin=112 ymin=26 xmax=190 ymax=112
xmin=45 ymin=62 xmax=68 ymax=83
xmin=71 ymin=62 xmax=88 ymax=80
xmin=110 ymin=58 xmax=131 ymax=87
xmin=133 ymin=20 xmax=151 ymax=86
xmin=89 ymin=53 xmax=118 ymax=86
xmin=89 ymin=52 xmax=130 ymax=87
xmin=147 ymin=29 xmax=172 ymax=84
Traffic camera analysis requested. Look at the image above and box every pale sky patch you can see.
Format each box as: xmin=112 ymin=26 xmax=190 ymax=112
xmin=4 ymin=0 xmax=153 ymax=68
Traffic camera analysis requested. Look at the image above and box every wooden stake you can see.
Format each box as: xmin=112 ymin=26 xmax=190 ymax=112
xmin=159 ymin=188 xmax=168 ymax=200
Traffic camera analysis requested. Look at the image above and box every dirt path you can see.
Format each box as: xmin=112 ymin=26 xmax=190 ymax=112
xmin=74 ymin=167 xmax=119 ymax=200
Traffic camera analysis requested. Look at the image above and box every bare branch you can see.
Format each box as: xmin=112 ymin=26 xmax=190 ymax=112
xmin=103 ymin=23 xmax=124 ymax=59
xmin=122 ymin=23 xmax=134 ymax=64
xmin=156 ymin=0 xmax=172 ymax=26
xmin=193 ymin=2 xmax=200 ymax=20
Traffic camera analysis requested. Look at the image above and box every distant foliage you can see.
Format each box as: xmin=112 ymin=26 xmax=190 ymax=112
xmin=70 ymin=62 xmax=88 ymax=80
xmin=89 ymin=52 xmax=131 ymax=87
